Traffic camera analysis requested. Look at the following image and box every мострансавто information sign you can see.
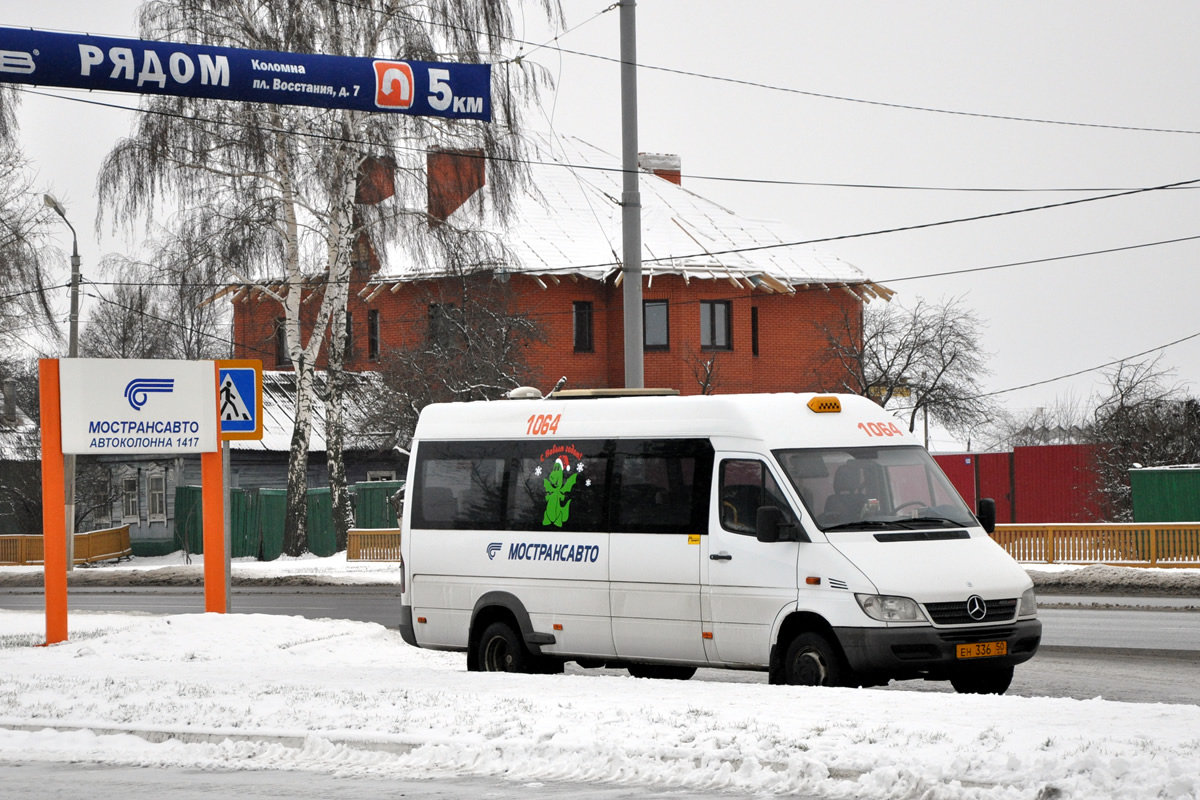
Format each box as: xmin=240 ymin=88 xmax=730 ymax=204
xmin=59 ymin=360 xmax=218 ymax=455
xmin=0 ymin=27 xmax=491 ymax=121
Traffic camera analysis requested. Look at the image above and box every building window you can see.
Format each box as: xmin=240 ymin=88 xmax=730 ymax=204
xmin=368 ymin=309 xmax=381 ymax=360
xmin=91 ymin=476 xmax=112 ymax=529
xmin=148 ymin=472 xmax=166 ymax=523
xmin=643 ymin=299 xmax=669 ymax=350
xmin=121 ymin=475 xmax=139 ymax=523
xmin=274 ymin=318 xmax=291 ymax=367
xmin=700 ymin=300 xmax=732 ymax=350
xmin=573 ymin=301 xmax=594 ymax=352
xmin=429 ymin=303 xmax=458 ymax=348
xmin=751 ymin=306 xmax=760 ymax=357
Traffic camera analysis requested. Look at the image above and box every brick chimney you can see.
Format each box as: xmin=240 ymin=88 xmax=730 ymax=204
xmin=352 ymin=156 xmax=396 ymax=274
xmin=356 ymin=156 xmax=396 ymax=205
xmin=427 ymin=148 xmax=487 ymax=226
xmin=638 ymin=152 xmax=681 ymax=185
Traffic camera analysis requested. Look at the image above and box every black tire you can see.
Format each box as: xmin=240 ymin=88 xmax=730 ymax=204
xmin=626 ymin=664 xmax=697 ymax=681
xmin=950 ymin=664 xmax=1014 ymax=695
xmin=476 ymin=621 xmax=531 ymax=673
xmin=781 ymin=632 xmax=844 ymax=687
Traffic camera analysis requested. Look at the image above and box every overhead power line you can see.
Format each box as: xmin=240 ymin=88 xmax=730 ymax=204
xmin=362 ymin=2 xmax=1200 ymax=137
xmin=20 ymin=6 xmax=1200 ymax=142
xmin=977 ymin=329 xmax=1200 ymax=399
xmin=22 ymin=87 xmax=1200 ymax=277
xmin=19 ymin=85 xmax=1200 ymax=195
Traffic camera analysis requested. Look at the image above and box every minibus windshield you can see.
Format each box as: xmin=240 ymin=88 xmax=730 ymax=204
xmin=774 ymin=446 xmax=976 ymax=532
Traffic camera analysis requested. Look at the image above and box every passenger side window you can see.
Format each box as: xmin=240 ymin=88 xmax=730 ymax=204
xmin=509 ymin=440 xmax=610 ymax=532
xmin=411 ymin=444 xmax=505 ymax=530
xmin=613 ymin=440 xmax=713 ymax=534
xmin=719 ymin=459 xmax=796 ymax=536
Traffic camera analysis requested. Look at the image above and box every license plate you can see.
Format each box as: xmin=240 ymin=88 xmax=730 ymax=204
xmin=956 ymin=640 xmax=1007 ymax=659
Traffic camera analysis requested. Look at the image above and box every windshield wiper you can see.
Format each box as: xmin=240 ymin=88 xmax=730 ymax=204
xmin=892 ymin=516 xmax=969 ymax=529
xmin=820 ymin=520 xmax=908 ymax=532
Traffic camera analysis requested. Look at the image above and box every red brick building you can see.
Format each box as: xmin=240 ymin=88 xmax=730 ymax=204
xmin=231 ymin=135 xmax=888 ymax=395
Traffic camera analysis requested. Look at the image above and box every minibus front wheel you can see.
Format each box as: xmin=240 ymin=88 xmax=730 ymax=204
xmin=781 ymin=633 xmax=844 ymax=687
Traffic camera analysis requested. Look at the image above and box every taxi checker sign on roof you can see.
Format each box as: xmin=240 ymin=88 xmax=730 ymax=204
xmin=0 ymin=27 xmax=491 ymax=121
xmin=59 ymin=359 xmax=217 ymax=455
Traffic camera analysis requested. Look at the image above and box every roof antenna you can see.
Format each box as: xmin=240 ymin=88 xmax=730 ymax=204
xmin=546 ymin=376 xmax=568 ymax=398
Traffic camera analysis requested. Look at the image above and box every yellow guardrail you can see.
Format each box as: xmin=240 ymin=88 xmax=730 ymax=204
xmin=0 ymin=525 xmax=133 ymax=566
xmin=992 ymin=523 xmax=1200 ymax=568
xmin=347 ymin=528 xmax=402 ymax=561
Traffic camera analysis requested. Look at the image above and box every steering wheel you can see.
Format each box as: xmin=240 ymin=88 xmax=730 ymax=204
xmin=894 ymin=500 xmax=928 ymax=513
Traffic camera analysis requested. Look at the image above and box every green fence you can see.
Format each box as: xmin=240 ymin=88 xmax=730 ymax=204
xmin=354 ymin=480 xmax=405 ymax=528
xmin=173 ymin=486 xmax=294 ymax=560
xmin=306 ymin=488 xmax=337 ymax=557
xmin=171 ymin=481 xmax=403 ymax=560
xmin=256 ymin=489 xmax=286 ymax=561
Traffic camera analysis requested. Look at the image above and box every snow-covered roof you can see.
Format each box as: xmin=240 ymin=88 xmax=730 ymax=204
xmin=374 ymin=133 xmax=890 ymax=299
xmin=0 ymin=405 xmax=38 ymax=463
xmin=229 ymin=370 xmax=389 ymax=454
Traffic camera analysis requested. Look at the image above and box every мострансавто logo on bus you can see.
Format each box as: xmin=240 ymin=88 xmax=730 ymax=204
xmin=488 ymin=541 xmax=600 ymax=563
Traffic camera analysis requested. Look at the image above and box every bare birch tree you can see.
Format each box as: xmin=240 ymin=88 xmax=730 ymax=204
xmin=98 ymin=0 xmax=561 ymax=555
xmin=0 ymin=89 xmax=61 ymax=355
xmin=822 ymin=296 xmax=998 ymax=440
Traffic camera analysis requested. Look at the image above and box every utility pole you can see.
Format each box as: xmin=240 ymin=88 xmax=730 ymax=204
xmin=619 ymin=0 xmax=644 ymax=388
xmin=43 ymin=194 xmax=80 ymax=571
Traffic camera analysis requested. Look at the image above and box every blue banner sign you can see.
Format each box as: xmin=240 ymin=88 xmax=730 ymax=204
xmin=0 ymin=26 xmax=491 ymax=121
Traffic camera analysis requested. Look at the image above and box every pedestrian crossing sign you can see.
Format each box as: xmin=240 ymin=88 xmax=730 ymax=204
xmin=217 ymin=359 xmax=263 ymax=440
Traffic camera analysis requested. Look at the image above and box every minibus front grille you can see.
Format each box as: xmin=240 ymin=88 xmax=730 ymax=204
xmin=937 ymin=627 xmax=1016 ymax=644
xmin=924 ymin=598 xmax=1017 ymax=625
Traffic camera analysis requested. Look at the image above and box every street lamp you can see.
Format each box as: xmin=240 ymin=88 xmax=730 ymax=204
xmin=43 ymin=194 xmax=81 ymax=570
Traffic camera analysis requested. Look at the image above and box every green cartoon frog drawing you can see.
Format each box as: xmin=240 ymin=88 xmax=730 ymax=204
xmin=543 ymin=461 xmax=577 ymax=527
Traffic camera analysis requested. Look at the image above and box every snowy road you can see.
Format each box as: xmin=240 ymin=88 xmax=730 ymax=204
xmin=0 ymin=761 xmax=765 ymax=800
xmin=2 ymin=557 xmax=1200 ymax=799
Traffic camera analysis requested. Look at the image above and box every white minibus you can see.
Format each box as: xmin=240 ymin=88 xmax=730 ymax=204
xmin=397 ymin=391 xmax=1040 ymax=694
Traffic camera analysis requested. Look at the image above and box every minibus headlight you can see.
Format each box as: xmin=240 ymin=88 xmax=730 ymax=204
xmin=855 ymin=593 xmax=926 ymax=622
xmin=1018 ymin=587 xmax=1037 ymax=617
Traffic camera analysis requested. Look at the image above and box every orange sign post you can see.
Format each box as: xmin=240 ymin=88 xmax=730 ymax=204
xmin=202 ymin=361 xmax=226 ymax=613
xmin=37 ymin=359 xmax=68 ymax=644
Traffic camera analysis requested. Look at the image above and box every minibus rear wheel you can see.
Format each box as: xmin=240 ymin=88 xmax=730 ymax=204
xmin=477 ymin=621 xmax=531 ymax=672
xmin=781 ymin=633 xmax=843 ymax=687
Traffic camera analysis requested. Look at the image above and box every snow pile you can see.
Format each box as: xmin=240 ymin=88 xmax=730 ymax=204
xmin=1 ymin=610 xmax=1198 ymax=799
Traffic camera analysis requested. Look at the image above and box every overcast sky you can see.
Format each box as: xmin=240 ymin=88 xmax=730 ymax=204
xmin=6 ymin=1 xmax=1200 ymax=449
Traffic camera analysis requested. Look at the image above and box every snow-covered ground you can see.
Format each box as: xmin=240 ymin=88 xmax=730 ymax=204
xmin=2 ymin=555 xmax=1199 ymax=799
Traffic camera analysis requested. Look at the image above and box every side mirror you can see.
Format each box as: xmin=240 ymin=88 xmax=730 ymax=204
xmin=755 ymin=506 xmax=811 ymax=543
xmin=976 ymin=497 xmax=996 ymax=534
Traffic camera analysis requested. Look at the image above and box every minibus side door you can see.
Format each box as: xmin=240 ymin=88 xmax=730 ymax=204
xmin=608 ymin=439 xmax=710 ymax=664
xmin=703 ymin=456 xmax=801 ymax=667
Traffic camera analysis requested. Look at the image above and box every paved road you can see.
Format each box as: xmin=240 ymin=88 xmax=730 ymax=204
xmin=0 ymin=586 xmax=401 ymax=625
xmin=4 ymin=586 xmax=1200 ymax=651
